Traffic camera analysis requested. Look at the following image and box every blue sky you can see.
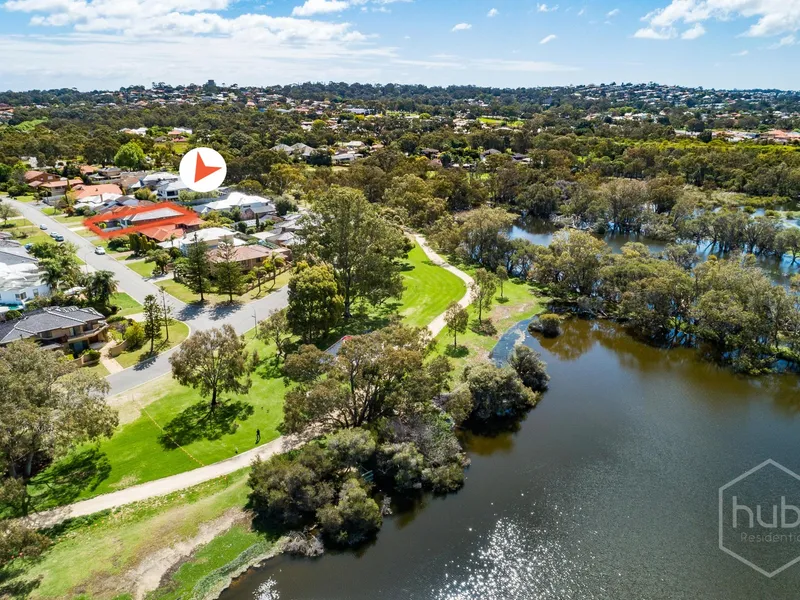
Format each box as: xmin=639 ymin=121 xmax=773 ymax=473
xmin=1 ymin=0 xmax=800 ymax=91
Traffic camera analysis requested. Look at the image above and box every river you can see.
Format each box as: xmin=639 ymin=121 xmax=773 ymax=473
xmin=221 ymin=318 xmax=800 ymax=600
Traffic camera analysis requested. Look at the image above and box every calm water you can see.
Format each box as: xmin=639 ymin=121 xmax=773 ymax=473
xmin=222 ymin=319 xmax=800 ymax=600
xmin=508 ymin=219 xmax=800 ymax=287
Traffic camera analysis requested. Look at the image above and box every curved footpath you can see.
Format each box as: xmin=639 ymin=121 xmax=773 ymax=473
xmin=25 ymin=234 xmax=473 ymax=528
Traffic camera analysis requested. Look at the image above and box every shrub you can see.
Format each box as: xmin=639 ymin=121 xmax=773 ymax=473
xmin=442 ymin=385 xmax=473 ymax=425
xmin=509 ymin=345 xmax=550 ymax=392
xmin=124 ymin=321 xmax=145 ymax=349
xmin=423 ymin=463 xmax=465 ymax=493
xmin=84 ymin=349 xmax=101 ymax=362
xmin=465 ymin=362 xmax=538 ymax=421
xmin=529 ymin=313 xmax=562 ymax=338
xmin=317 ymin=479 xmax=382 ymax=546
xmin=378 ymin=442 xmax=424 ymax=491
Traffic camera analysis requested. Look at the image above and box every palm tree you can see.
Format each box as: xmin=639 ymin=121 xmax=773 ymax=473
xmin=87 ymin=270 xmax=119 ymax=307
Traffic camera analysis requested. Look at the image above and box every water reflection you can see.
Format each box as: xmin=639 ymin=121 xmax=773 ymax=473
xmin=509 ymin=218 xmax=800 ymax=288
xmin=222 ymin=319 xmax=800 ymax=600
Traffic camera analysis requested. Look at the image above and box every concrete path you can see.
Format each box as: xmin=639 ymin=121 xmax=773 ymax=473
xmin=98 ymin=341 xmax=125 ymax=375
xmin=415 ymin=234 xmax=474 ymax=337
xmin=24 ymin=227 xmax=474 ymax=527
xmin=26 ymin=434 xmax=301 ymax=529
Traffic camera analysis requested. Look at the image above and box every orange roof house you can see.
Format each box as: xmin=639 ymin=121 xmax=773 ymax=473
xmin=84 ymin=202 xmax=203 ymax=240
xmin=74 ymin=184 xmax=123 ymax=199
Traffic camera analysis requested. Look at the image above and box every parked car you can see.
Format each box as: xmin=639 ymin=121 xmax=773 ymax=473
xmin=94 ymin=246 xmax=106 ymax=255
xmin=54 ymin=234 xmax=64 ymax=242
xmin=39 ymin=223 xmax=47 ymax=230
xmin=49 ymin=231 xmax=58 ymax=238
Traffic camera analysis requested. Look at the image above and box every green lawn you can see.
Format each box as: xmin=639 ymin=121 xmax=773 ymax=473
xmin=115 ymin=320 xmax=190 ymax=368
xmin=12 ymin=194 xmax=37 ymax=203
xmin=397 ymin=243 xmax=466 ymax=329
xmin=5 ymin=469 xmax=278 ymax=600
xmin=156 ymin=268 xmax=292 ymax=305
xmin=27 ymin=334 xmax=287 ymax=507
xmin=1 ymin=217 xmax=33 ymax=229
xmin=110 ymin=292 xmax=141 ymax=317
xmin=54 ymin=214 xmax=86 ymax=225
xmin=127 ymin=259 xmax=156 ymax=278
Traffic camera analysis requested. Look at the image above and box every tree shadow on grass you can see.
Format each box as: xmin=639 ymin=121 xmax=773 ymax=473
xmin=444 ymin=344 xmax=470 ymax=358
xmin=0 ymin=567 xmax=41 ymax=599
xmin=28 ymin=447 xmax=111 ymax=512
xmin=496 ymin=296 xmax=510 ymax=304
xmin=159 ymin=400 xmax=255 ymax=449
xmin=470 ymin=319 xmax=497 ymax=336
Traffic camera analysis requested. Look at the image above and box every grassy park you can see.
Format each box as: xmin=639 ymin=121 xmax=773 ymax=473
xmin=5 ymin=237 xmax=471 ymax=599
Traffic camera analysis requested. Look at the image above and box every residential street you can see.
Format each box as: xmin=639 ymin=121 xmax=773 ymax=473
xmin=8 ymin=198 xmax=291 ymax=395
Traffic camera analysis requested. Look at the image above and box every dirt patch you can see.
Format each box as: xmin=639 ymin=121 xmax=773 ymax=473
xmin=109 ymin=374 xmax=174 ymax=424
xmin=120 ymin=508 xmax=247 ymax=600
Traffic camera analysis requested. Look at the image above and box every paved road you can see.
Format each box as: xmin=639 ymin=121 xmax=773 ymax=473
xmin=9 ymin=199 xmax=291 ymax=395
xmin=25 ymin=235 xmax=474 ymax=527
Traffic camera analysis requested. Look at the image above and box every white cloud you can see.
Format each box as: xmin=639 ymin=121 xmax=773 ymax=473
xmin=771 ymin=34 xmax=797 ymax=47
xmin=607 ymin=8 xmax=620 ymax=17
xmin=292 ymin=0 xmax=350 ymax=16
xmin=540 ymin=34 xmax=557 ymax=44
xmin=451 ymin=22 xmax=472 ymax=31
xmin=536 ymin=3 xmax=558 ymax=13
xmin=732 ymin=49 xmax=749 ymax=55
xmin=634 ymin=26 xmax=675 ymax=39
xmin=487 ymin=7 xmax=498 ymax=17
xmin=639 ymin=0 xmax=800 ymax=39
xmin=577 ymin=7 xmax=585 ymax=16
xmin=681 ymin=23 xmax=705 ymax=39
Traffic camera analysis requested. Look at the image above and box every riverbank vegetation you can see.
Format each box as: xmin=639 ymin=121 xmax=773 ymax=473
xmin=526 ymin=230 xmax=800 ymax=374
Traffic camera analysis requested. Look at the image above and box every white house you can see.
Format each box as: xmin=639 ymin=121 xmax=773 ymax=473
xmin=158 ymin=227 xmax=246 ymax=253
xmin=0 ymin=247 xmax=49 ymax=309
xmin=193 ymin=192 xmax=276 ymax=219
xmin=157 ymin=179 xmax=190 ymax=200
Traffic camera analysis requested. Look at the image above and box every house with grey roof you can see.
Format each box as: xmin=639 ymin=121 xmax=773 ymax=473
xmin=0 ymin=306 xmax=108 ymax=353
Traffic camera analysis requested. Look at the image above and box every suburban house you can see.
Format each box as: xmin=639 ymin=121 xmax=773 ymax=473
xmin=159 ymin=227 xmax=245 ymax=253
xmin=24 ymin=171 xmax=61 ymax=186
xmin=0 ymin=246 xmax=49 ymax=310
xmin=156 ymin=179 xmax=190 ymax=200
xmin=141 ymin=172 xmax=179 ymax=189
xmin=0 ymin=306 xmax=108 ymax=353
xmin=84 ymin=202 xmax=203 ymax=241
xmin=97 ymin=167 xmax=122 ymax=179
xmin=74 ymin=184 xmax=123 ymax=199
xmin=193 ymin=192 xmax=276 ymax=220
xmin=271 ymin=143 xmax=315 ymax=159
xmin=208 ymin=243 xmax=276 ymax=271
xmin=331 ymin=152 xmax=362 ymax=165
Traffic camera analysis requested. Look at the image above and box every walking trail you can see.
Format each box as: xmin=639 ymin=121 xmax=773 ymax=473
xmin=25 ymin=236 xmax=474 ymax=528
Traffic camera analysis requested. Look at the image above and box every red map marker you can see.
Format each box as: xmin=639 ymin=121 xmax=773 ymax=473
xmin=194 ymin=153 xmax=222 ymax=183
